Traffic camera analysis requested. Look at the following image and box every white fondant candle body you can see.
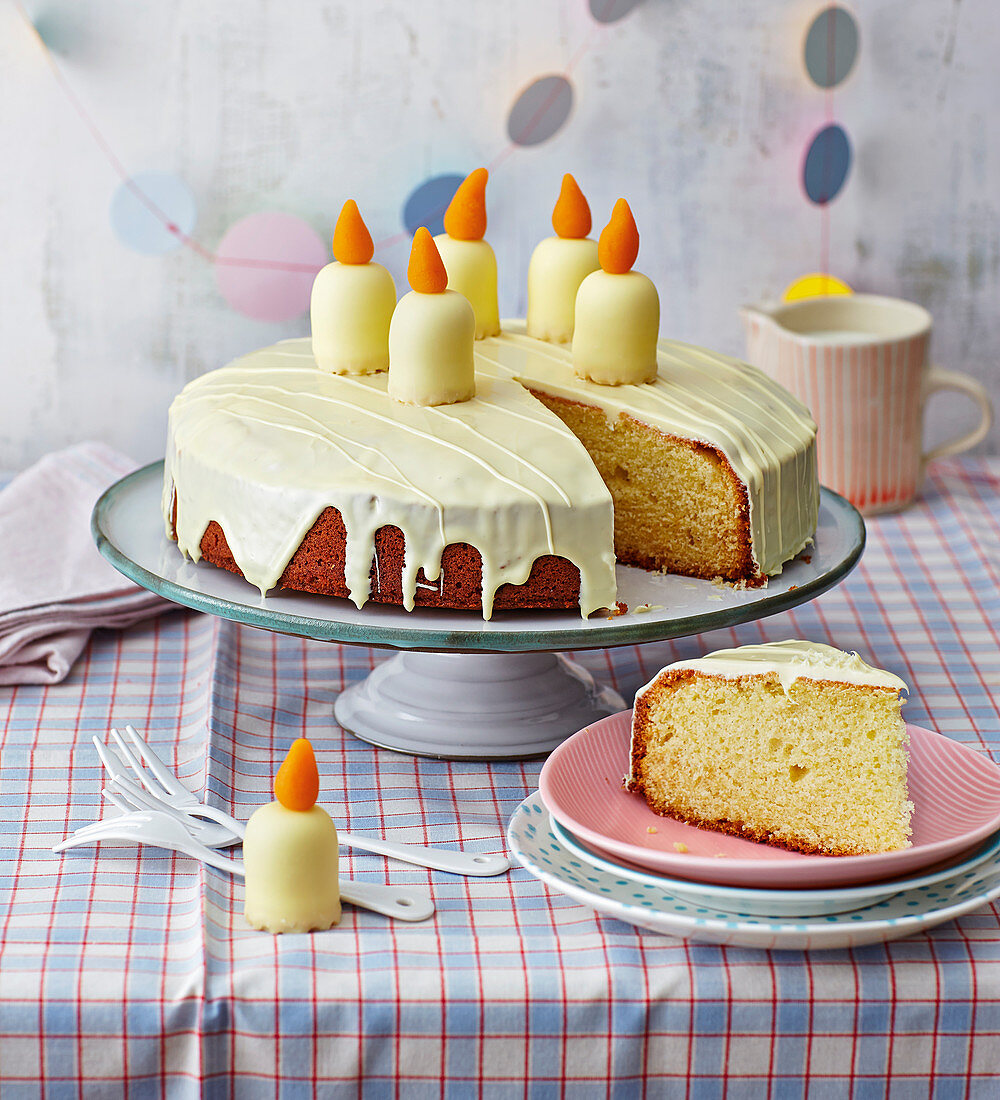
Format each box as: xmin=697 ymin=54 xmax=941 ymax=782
xmin=387 ymin=290 xmax=477 ymax=406
xmin=243 ymin=801 xmax=341 ymax=933
xmin=573 ymin=270 xmax=660 ymax=385
xmin=311 ymin=262 xmax=396 ymax=375
xmin=433 ymin=235 xmax=501 ymax=340
xmin=526 ymin=236 xmax=600 ymax=344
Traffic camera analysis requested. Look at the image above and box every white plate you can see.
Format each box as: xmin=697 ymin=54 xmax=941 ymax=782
xmin=508 ymin=795 xmax=1000 ymax=950
xmin=548 ymin=814 xmax=1000 ymax=918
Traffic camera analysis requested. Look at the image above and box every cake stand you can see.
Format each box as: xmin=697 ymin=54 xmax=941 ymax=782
xmin=93 ymin=462 xmax=865 ymax=760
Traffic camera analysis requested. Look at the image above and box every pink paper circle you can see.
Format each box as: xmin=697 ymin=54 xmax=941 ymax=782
xmin=214 ymin=212 xmax=328 ymax=322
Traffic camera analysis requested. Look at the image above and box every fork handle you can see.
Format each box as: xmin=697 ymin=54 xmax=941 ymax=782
xmin=223 ymin=858 xmax=433 ymax=921
xmin=339 ymin=831 xmax=510 ymax=877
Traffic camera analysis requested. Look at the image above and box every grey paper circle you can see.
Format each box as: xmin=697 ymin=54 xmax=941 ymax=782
xmin=507 ymin=75 xmax=574 ymax=147
xmin=804 ymin=7 xmax=859 ymax=89
xmin=589 ymin=0 xmax=643 ymax=23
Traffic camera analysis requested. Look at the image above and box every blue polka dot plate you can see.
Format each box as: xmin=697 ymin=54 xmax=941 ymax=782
xmin=507 ymin=795 xmax=1000 ymax=951
xmin=548 ymin=813 xmax=1000 ymax=919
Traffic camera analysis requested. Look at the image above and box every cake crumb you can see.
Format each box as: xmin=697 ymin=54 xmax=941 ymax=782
xmin=673 ymin=842 xmax=688 ymax=854
xmin=646 ymin=825 xmax=658 ymax=834
xmin=633 ymin=603 xmax=664 ymax=615
xmin=713 ymin=853 xmax=729 ymax=859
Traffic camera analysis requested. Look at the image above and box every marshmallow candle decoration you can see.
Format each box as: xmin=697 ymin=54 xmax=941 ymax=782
xmin=387 ymin=228 xmax=477 ymax=406
xmin=310 ymin=200 xmax=397 ymax=374
xmin=573 ymin=199 xmax=660 ymax=386
xmin=526 ymin=174 xmax=600 ymax=344
xmin=243 ymin=738 xmax=342 ymax=934
xmin=433 ymin=168 xmax=501 ymax=339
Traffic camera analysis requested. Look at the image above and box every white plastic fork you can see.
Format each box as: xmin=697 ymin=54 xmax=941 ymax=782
xmin=53 ymin=810 xmax=435 ymax=922
xmin=97 ymin=727 xmax=511 ymax=877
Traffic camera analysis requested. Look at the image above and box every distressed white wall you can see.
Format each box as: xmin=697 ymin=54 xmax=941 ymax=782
xmin=3 ymin=0 xmax=999 ymax=469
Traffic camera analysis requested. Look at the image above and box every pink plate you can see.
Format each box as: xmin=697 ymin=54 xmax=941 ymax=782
xmin=538 ymin=712 xmax=1000 ymax=890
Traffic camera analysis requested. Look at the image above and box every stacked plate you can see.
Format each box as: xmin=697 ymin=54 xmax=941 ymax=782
xmin=507 ymin=712 xmax=1000 ymax=950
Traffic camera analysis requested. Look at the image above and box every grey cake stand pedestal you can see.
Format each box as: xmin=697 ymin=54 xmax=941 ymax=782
xmin=93 ymin=462 xmax=864 ymax=760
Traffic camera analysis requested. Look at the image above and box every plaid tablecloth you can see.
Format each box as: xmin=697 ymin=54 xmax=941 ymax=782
xmin=2 ymin=457 xmax=1000 ymax=1097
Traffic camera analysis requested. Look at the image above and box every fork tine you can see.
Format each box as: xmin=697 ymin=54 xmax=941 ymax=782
xmin=108 ymin=727 xmax=170 ymax=800
xmin=101 ymin=788 xmax=134 ymax=816
xmin=123 ymin=724 xmax=194 ymax=802
xmin=103 ymin=777 xmax=173 ymax=817
xmin=93 ymin=736 xmax=125 ymax=781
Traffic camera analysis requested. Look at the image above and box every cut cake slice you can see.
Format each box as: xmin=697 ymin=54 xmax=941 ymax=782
xmin=626 ymin=640 xmax=912 ymax=856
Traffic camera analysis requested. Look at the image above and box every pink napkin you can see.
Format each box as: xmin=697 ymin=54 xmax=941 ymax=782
xmin=0 ymin=442 xmax=174 ymax=686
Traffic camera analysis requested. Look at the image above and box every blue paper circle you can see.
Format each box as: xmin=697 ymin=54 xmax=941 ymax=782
xmin=803 ymin=124 xmax=852 ymax=205
xmin=402 ymin=174 xmax=465 ymax=236
xmin=507 ymin=75 xmax=574 ymax=147
xmin=804 ymin=7 xmax=859 ymax=89
xmin=109 ymin=171 xmax=197 ymax=255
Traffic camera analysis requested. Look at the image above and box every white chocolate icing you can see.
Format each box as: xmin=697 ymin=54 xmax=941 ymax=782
xmin=387 ymin=289 xmax=476 ymax=406
xmin=488 ymin=323 xmax=818 ymax=579
xmin=243 ymin=801 xmax=341 ymax=933
xmin=573 ymin=270 xmax=659 ymax=385
xmin=526 ymin=236 xmax=600 ymax=344
xmin=636 ymin=640 xmax=908 ymax=701
xmin=433 ymin=235 xmax=501 ymax=339
xmin=162 ymin=322 xmax=817 ymax=618
xmin=163 ymin=336 xmax=618 ymax=618
xmin=310 ymin=261 xmax=396 ymax=375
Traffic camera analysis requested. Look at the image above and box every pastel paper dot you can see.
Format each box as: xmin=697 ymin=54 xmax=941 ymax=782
xmin=783 ymin=273 xmax=853 ymax=301
xmin=507 ymin=75 xmax=574 ymax=147
xmin=804 ymin=7 xmax=859 ymax=89
xmin=110 ymin=171 xmax=197 ymax=255
xmin=589 ymin=0 xmax=643 ymax=23
xmin=214 ymin=212 xmax=327 ymax=322
xmin=32 ymin=11 xmax=77 ymax=53
xmin=802 ymin=124 xmax=852 ymax=205
xmin=402 ymin=174 xmax=465 ymax=236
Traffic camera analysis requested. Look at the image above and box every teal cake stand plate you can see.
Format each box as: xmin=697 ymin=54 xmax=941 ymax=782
xmin=93 ymin=462 xmax=864 ymax=760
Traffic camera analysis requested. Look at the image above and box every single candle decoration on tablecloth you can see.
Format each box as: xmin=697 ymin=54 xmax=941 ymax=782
xmin=387 ymin=228 xmax=477 ymax=406
xmin=526 ymin=174 xmax=601 ymax=345
xmin=573 ymin=198 xmax=659 ymax=385
xmin=433 ymin=168 xmax=501 ymax=340
xmin=242 ymin=738 xmax=342 ymax=933
xmin=310 ymin=200 xmax=397 ymax=375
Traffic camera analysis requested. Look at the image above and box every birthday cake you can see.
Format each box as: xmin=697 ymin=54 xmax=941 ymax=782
xmin=162 ymin=172 xmax=819 ymax=619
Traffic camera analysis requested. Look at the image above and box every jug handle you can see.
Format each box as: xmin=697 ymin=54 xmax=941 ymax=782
xmin=921 ymin=367 xmax=993 ymax=468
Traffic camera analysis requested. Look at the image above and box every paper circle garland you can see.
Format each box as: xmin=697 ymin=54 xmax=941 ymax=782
xmin=109 ymin=171 xmax=197 ymax=255
xmin=803 ymin=124 xmax=852 ymax=205
xmin=214 ymin=212 xmax=327 ymax=323
xmin=402 ymin=174 xmax=465 ymax=236
xmin=804 ymin=6 xmax=859 ymax=89
xmin=507 ymin=75 xmax=574 ymax=146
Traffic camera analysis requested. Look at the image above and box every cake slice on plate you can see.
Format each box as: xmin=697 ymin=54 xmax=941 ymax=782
xmin=626 ymin=640 xmax=912 ymax=856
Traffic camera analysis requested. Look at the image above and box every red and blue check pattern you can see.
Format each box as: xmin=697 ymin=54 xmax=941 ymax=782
xmin=2 ymin=457 xmax=1000 ymax=1096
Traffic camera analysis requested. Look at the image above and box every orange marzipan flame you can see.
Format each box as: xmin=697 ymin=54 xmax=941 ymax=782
xmin=552 ymin=173 xmax=591 ymax=239
xmin=332 ymin=199 xmax=375 ymax=265
xmin=408 ymin=227 xmax=449 ymax=293
xmin=274 ymin=737 xmax=320 ymax=811
xmin=598 ymin=198 xmax=639 ymax=275
xmin=443 ymin=167 xmax=488 ymax=241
